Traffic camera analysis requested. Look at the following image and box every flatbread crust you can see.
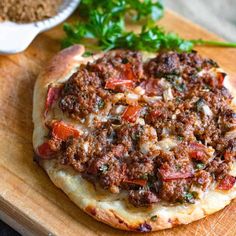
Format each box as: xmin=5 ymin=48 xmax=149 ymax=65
xmin=33 ymin=45 xmax=236 ymax=232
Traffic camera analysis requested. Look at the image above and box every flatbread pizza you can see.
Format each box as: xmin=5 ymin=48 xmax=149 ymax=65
xmin=33 ymin=45 xmax=236 ymax=232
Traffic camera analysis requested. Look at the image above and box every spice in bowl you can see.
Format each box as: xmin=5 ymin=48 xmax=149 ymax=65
xmin=0 ymin=0 xmax=62 ymax=23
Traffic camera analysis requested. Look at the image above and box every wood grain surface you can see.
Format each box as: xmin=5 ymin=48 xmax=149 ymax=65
xmin=0 ymin=10 xmax=236 ymax=236
xmin=165 ymin=0 xmax=236 ymax=42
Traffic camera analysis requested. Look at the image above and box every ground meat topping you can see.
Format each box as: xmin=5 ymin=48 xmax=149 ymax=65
xmin=59 ymin=69 xmax=110 ymax=119
xmin=38 ymin=50 xmax=236 ymax=207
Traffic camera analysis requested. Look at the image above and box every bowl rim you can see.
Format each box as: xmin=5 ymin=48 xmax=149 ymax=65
xmin=0 ymin=0 xmax=81 ymax=32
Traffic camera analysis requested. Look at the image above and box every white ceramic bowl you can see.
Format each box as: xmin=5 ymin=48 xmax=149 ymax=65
xmin=0 ymin=0 xmax=80 ymax=54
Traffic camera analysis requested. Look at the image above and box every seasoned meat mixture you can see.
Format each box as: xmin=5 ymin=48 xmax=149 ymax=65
xmin=37 ymin=50 xmax=236 ymax=207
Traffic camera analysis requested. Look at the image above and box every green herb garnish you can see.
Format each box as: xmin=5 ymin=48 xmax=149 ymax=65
xmin=196 ymin=163 xmax=205 ymax=170
xmin=191 ymin=191 xmax=199 ymax=198
xmin=184 ymin=193 xmax=194 ymax=203
xmin=196 ymin=98 xmax=205 ymax=112
xmin=184 ymin=192 xmax=197 ymax=204
xmin=62 ymin=0 xmax=236 ymax=52
xmin=150 ymin=215 xmax=158 ymax=221
xmin=141 ymin=173 xmax=149 ymax=180
xmin=78 ymin=0 xmax=164 ymax=22
xmin=175 ymin=164 xmax=182 ymax=171
xmin=97 ymin=99 xmax=105 ymax=109
xmin=177 ymin=136 xmax=184 ymax=141
xmin=132 ymin=131 xmax=141 ymax=141
xmin=175 ymin=83 xmax=186 ymax=92
xmin=83 ymin=51 xmax=93 ymax=57
xmin=99 ymin=164 xmax=109 ymax=173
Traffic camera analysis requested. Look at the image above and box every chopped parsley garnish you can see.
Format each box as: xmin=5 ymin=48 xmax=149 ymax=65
xmin=184 ymin=192 xmax=195 ymax=203
xmin=191 ymin=191 xmax=199 ymax=198
xmin=175 ymin=164 xmax=182 ymax=171
xmin=140 ymin=173 xmax=149 ymax=180
xmin=132 ymin=132 xmax=140 ymax=141
xmin=196 ymin=98 xmax=205 ymax=112
xmin=177 ymin=136 xmax=184 ymax=141
xmin=184 ymin=191 xmax=198 ymax=204
xmin=175 ymin=82 xmax=186 ymax=92
xmin=150 ymin=215 xmax=158 ymax=221
xmin=62 ymin=0 xmax=236 ymax=52
xmin=97 ymin=99 xmax=105 ymax=109
xmin=196 ymin=163 xmax=205 ymax=170
xmin=83 ymin=51 xmax=93 ymax=57
xmin=99 ymin=164 xmax=109 ymax=173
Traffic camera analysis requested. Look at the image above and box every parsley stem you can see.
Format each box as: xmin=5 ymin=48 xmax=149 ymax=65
xmin=191 ymin=39 xmax=236 ymax=48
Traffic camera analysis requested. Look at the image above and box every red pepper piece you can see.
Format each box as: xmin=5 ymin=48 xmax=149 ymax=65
xmin=52 ymin=121 xmax=80 ymax=141
xmin=217 ymin=175 xmax=236 ymax=190
xmin=159 ymin=168 xmax=194 ymax=181
xmin=123 ymin=179 xmax=147 ymax=187
xmin=37 ymin=141 xmax=54 ymax=159
xmin=45 ymin=86 xmax=61 ymax=116
xmin=121 ymin=105 xmax=141 ymax=123
xmin=188 ymin=142 xmax=207 ymax=161
xmin=105 ymin=78 xmax=134 ymax=91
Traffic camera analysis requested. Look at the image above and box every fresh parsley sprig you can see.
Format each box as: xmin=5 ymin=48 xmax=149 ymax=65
xmin=62 ymin=10 xmax=193 ymax=52
xmin=114 ymin=26 xmax=194 ymax=52
xmin=62 ymin=0 xmax=236 ymax=53
xmin=78 ymin=0 xmax=164 ymax=22
xmin=191 ymin=39 xmax=236 ymax=48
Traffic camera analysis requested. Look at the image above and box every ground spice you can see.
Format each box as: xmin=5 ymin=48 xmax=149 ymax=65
xmin=0 ymin=0 xmax=62 ymax=23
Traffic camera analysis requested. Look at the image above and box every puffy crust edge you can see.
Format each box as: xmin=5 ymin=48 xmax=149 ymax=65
xmin=33 ymin=45 xmax=236 ymax=232
xmin=33 ymin=45 xmax=87 ymax=147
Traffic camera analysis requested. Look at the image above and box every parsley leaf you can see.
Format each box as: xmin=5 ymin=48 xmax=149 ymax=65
xmin=184 ymin=192 xmax=195 ymax=203
xmin=62 ymin=0 xmax=236 ymax=52
xmin=196 ymin=163 xmax=205 ymax=170
xmin=150 ymin=215 xmax=158 ymax=221
xmin=83 ymin=51 xmax=93 ymax=57
xmin=99 ymin=164 xmax=109 ymax=173
xmin=184 ymin=191 xmax=198 ymax=204
xmin=97 ymin=99 xmax=105 ymax=109
xmin=79 ymin=0 xmax=164 ymax=22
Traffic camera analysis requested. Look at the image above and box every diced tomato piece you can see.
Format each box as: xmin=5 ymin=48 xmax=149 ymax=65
xmin=189 ymin=150 xmax=206 ymax=160
xmin=140 ymin=79 xmax=163 ymax=96
xmin=123 ymin=63 xmax=136 ymax=81
xmin=224 ymin=151 xmax=234 ymax=162
xmin=189 ymin=142 xmax=207 ymax=161
xmin=111 ymin=144 xmax=125 ymax=158
xmin=189 ymin=142 xmax=206 ymax=150
xmin=217 ymin=175 xmax=236 ymax=190
xmin=209 ymin=71 xmax=226 ymax=88
xmin=121 ymin=105 xmax=141 ymax=123
xmin=159 ymin=168 xmax=193 ymax=181
xmin=104 ymin=63 xmax=137 ymax=91
xmin=37 ymin=142 xmax=54 ymax=159
xmin=216 ymin=72 xmax=226 ymax=88
xmin=159 ymin=164 xmax=193 ymax=181
xmin=150 ymin=110 xmax=162 ymax=118
xmin=123 ymin=179 xmax=147 ymax=187
xmin=45 ymin=86 xmax=61 ymax=116
xmin=52 ymin=121 xmax=80 ymax=141
xmin=105 ymin=78 xmax=134 ymax=91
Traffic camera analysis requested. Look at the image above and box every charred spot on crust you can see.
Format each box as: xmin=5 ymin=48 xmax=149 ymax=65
xmin=168 ymin=218 xmax=181 ymax=227
xmin=109 ymin=209 xmax=128 ymax=226
xmin=33 ymin=152 xmax=40 ymax=164
xmin=85 ymin=206 xmax=97 ymax=216
xmin=137 ymin=223 xmax=152 ymax=232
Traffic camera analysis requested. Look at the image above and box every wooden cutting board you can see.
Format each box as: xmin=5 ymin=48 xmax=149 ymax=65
xmin=0 ymin=10 xmax=236 ymax=236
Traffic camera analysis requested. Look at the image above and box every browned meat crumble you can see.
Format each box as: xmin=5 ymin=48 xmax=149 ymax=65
xmin=38 ymin=50 xmax=236 ymax=207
